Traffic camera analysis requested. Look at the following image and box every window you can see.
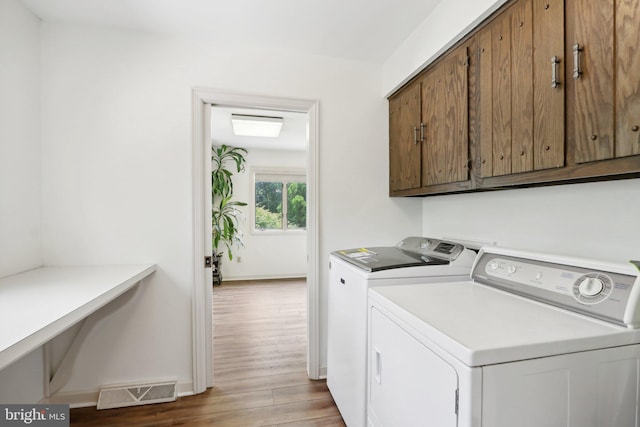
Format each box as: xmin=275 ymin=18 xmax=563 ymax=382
xmin=253 ymin=170 xmax=306 ymax=232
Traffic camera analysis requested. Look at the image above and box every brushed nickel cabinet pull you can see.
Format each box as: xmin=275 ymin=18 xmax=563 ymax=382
xmin=551 ymin=56 xmax=560 ymax=88
xmin=413 ymin=127 xmax=419 ymax=145
xmin=420 ymin=122 xmax=426 ymax=142
xmin=573 ymin=43 xmax=583 ymax=80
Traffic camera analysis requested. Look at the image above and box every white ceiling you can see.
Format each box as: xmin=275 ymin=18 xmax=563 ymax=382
xmin=20 ymin=0 xmax=442 ymax=64
xmin=211 ymin=106 xmax=308 ymax=152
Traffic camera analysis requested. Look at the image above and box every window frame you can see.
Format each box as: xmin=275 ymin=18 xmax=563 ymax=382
xmin=251 ymin=168 xmax=307 ymax=235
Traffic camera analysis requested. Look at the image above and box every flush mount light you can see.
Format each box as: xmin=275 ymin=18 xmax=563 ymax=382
xmin=231 ymin=114 xmax=284 ymax=138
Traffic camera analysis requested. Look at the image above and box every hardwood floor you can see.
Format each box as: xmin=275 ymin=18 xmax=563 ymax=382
xmin=70 ymin=279 xmax=344 ymax=426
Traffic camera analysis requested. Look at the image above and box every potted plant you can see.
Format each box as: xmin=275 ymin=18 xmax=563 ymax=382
xmin=211 ymin=144 xmax=248 ymax=284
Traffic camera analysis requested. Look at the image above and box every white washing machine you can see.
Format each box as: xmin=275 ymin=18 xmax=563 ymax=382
xmin=327 ymin=237 xmax=477 ymax=427
xmin=368 ymin=246 xmax=640 ymax=427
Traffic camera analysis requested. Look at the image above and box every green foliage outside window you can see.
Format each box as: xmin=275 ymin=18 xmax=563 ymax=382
xmin=255 ymin=206 xmax=282 ymax=230
xmin=287 ymin=182 xmax=306 ymax=229
xmin=254 ymin=177 xmax=306 ymax=231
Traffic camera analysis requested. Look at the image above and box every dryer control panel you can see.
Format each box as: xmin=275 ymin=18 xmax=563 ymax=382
xmin=472 ymin=248 xmax=640 ymax=328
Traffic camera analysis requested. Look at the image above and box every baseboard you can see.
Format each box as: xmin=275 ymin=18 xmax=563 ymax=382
xmin=39 ymin=380 xmax=194 ymax=408
xmin=176 ymin=380 xmax=195 ymax=397
xmin=39 ymin=390 xmax=99 ymax=408
xmin=223 ymin=274 xmax=306 ymax=282
xmin=318 ymin=366 xmax=327 ymax=379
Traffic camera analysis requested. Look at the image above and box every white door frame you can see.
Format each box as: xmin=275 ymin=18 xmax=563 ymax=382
xmin=191 ymin=88 xmax=321 ymax=393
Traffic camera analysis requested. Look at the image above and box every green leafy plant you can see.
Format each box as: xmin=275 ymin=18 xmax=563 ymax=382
xmin=212 ymin=145 xmax=248 ymax=261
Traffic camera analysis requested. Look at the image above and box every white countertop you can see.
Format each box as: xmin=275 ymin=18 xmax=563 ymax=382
xmin=0 ymin=264 xmax=156 ymax=371
xmin=370 ymin=281 xmax=640 ymax=367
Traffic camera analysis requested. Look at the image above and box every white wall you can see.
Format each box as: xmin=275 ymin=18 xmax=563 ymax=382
xmin=384 ymin=0 xmax=640 ymax=264
xmin=221 ymin=148 xmax=308 ymax=281
xmin=0 ymin=0 xmax=42 ymax=278
xmin=382 ymin=0 xmax=508 ymax=95
xmin=423 ymin=180 xmax=640 ymax=262
xmin=0 ymin=0 xmax=44 ymax=404
xmin=37 ymin=23 xmax=422 ymax=399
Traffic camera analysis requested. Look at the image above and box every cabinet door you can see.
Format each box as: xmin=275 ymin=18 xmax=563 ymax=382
xmin=479 ymin=0 xmax=534 ymax=177
xmin=479 ymin=0 xmax=563 ymax=177
xmin=616 ymin=0 xmax=640 ymax=157
xmin=568 ymin=0 xmax=640 ymax=162
xmin=389 ymin=82 xmax=421 ymax=192
xmin=479 ymin=10 xmax=514 ymax=177
xmin=368 ymin=307 xmax=458 ymax=427
xmin=567 ymin=0 xmax=615 ymax=163
xmin=533 ymin=0 xmax=565 ymax=170
xmin=422 ymin=45 xmax=469 ymax=185
xmin=511 ymin=0 xmax=535 ymax=173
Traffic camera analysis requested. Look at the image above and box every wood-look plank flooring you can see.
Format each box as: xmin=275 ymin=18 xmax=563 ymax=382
xmin=71 ymin=279 xmax=344 ymax=426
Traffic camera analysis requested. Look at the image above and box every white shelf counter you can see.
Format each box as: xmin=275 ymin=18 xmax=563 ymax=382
xmin=0 ymin=264 xmax=156 ymax=372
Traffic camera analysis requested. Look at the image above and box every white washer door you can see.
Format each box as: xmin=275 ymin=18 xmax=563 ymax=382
xmin=368 ymin=307 xmax=459 ymax=427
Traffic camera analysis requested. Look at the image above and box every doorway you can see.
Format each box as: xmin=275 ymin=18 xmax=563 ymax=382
xmin=191 ymin=89 xmax=320 ymax=394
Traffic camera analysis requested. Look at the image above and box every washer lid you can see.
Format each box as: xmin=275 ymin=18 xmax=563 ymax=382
xmin=332 ymin=238 xmax=466 ymax=272
xmin=369 ymin=282 xmax=640 ymax=367
xmin=332 ymin=246 xmax=448 ymax=272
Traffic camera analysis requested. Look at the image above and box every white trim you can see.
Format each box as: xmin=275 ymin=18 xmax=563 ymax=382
xmin=202 ymin=103 xmax=214 ymax=388
xmin=306 ymin=101 xmax=320 ymax=379
xmin=191 ymin=88 xmax=322 ymax=392
xmin=191 ymin=91 xmax=211 ymax=394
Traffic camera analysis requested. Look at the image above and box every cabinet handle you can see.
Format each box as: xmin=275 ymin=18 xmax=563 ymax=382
xmin=573 ymin=43 xmax=583 ymax=80
xmin=551 ymin=56 xmax=560 ymax=88
xmin=413 ymin=127 xmax=419 ymax=145
xmin=420 ymin=122 xmax=426 ymax=143
xmin=375 ymin=347 xmax=382 ymax=384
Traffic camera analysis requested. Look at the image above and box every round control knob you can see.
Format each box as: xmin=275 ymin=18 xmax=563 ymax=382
xmin=489 ymin=261 xmax=499 ymax=270
xmin=578 ymin=277 xmax=604 ymax=297
xmin=507 ymin=265 xmax=517 ymax=274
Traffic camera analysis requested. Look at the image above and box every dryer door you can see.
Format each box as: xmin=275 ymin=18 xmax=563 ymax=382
xmin=368 ymin=307 xmax=459 ymax=427
xmin=482 ymin=344 xmax=640 ymax=427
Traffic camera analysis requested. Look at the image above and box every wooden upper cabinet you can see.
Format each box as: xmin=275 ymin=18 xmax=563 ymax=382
xmin=422 ymin=45 xmax=469 ymax=186
xmin=478 ymin=0 xmax=564 ymax=177
xmin=567 ymin=0 xmax=640 ymax=163
xmin=388 ymin=0 xmax=640 ymax=197
xmin=389 ymin=44 xmax=470 ymax=194
xmin=389 ymin=81 xmax=421 ymax=192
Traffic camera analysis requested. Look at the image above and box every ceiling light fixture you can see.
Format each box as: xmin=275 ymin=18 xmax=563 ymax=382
xmin=231 ymin=114 xmax=284 ymax=138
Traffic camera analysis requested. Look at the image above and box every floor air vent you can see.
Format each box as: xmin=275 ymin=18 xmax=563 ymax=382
xmin=97 ymin=380 xmax=177 ymax=410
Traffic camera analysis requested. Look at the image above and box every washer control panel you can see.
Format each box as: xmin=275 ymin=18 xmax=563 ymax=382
xmin=396 ymin=237 xmax=464 ymax=262
xmin=474 ymin=250 xmax=639 ymax=327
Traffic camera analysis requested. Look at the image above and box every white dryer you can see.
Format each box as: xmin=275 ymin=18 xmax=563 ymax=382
xmin=327 ymin=237 xmax=477 ymax=427
xmin=368 ymin=246 xmax=640 ymax=427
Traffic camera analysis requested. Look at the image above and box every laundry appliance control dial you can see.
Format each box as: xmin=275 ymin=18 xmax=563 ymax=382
xmin=578 ymin=277 xmax=604 ymax=296
xmin=573 ymin=273 xmax=613 ymax=304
